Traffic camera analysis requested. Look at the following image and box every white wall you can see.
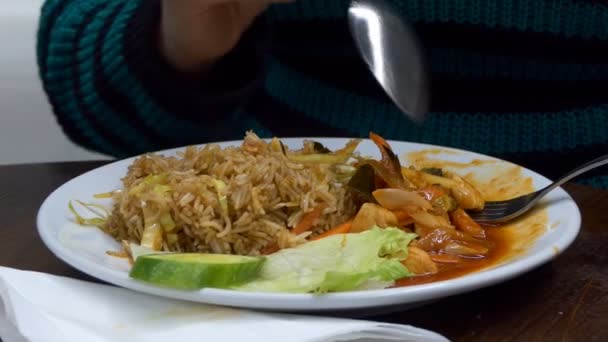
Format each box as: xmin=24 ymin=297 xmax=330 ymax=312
xmin=0 ymin=0 xmax=109 ymax=165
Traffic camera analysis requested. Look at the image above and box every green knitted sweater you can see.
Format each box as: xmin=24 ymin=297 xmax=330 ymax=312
xmin=38 ymin=0 xmax=608 ymax=186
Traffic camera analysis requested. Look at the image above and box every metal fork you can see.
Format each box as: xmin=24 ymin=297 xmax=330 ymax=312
xmin=467 ymin=154 xmax=608 ymax=223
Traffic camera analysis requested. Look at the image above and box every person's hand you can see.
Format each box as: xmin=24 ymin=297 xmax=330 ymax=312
xmin=160 ymin=0 xmax=293 ymax=73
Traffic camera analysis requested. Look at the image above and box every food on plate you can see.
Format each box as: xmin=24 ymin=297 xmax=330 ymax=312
xmin=98 ymin=132 xmax=359 ymax=255
xmin=237 ymin=227 xmax=416 ymax=293
xmin=129 ymin=253 xmax=265 ymax=290
xmin=70 ymin=131 xmax=531 ymax=292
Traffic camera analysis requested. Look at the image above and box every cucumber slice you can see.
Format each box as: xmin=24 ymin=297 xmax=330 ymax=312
xmin=129 ymin=253 xmax=265 ymax=290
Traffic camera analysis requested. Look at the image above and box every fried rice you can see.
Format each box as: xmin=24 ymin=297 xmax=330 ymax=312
xmin=101 ymin=132 xmax=357 ymax=256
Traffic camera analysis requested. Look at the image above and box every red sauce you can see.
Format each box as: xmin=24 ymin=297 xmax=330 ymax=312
xmin=392 ymin=149 xmax=547 ymax=287
xmin=394 ymin=227 xmax=512 ymax=287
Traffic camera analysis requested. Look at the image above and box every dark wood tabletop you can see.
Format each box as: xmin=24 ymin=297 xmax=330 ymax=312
xmin=1 ymin=161 xmax=606 ymax=341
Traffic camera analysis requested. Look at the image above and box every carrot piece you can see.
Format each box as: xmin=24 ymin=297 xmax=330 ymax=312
xmin=393 ymin=209 xmax=409 ymax=221
xmin=292 ymin=205 xmax=325 ymax=235
xmin=449 ymin=208 xmax=485 ymax=238
xmin=261 ymin=243 xmax=279 ymax=255
xmin=310 ymin=220 xmax=353 ymax=241
xmin=417 ymin=185 xmax=446 ymax=201
xmin=262 ymin=206 xmax=328 ymax=255
xmin=392 ymin=209 xmax=414 ymax=226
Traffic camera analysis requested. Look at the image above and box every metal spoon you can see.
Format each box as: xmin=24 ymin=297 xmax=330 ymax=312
xmin=348 ymin=0 xmax=429 ymax=122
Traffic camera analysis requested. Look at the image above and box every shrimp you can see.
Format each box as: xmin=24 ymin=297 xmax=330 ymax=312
xmin=413 ymin=224 xmax=490 ymax=254
xmin=401 ymin=168 xmax=485 ymax=210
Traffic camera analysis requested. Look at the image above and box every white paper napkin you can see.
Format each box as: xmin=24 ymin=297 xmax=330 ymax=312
xmin=0 ymin=267 xmax=448 ymax=342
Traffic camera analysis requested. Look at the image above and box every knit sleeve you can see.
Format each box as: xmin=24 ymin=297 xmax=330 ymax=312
xmin=38 ymin=0 xmax=270 ymax=158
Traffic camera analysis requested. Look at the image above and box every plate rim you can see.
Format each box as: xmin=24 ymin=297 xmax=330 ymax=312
xmin=36 ymin=137 xmax=582 ymax=311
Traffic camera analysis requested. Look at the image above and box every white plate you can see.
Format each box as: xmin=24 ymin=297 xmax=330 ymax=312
xmin=37 ymin=138 xmax=581 ymax=312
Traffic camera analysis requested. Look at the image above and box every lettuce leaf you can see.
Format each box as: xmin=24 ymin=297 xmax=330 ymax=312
xmin=236 ymin=227 xmax=417 ymax=293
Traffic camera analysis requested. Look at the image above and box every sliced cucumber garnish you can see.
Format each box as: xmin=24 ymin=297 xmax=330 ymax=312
xmin=129 ymin=253 xmax=265 ymax=290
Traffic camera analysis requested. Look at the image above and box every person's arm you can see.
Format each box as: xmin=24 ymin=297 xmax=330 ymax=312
xmin=37 ymin=0 xmax=287 ymax=157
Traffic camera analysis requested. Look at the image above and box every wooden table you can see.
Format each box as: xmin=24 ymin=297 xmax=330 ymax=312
xmin=1 ymin=161 xmax=606 ymax=341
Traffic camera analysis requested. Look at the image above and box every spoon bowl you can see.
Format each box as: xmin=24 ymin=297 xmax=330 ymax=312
xmin=348 ymin=0 xmax=429 ymax=121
